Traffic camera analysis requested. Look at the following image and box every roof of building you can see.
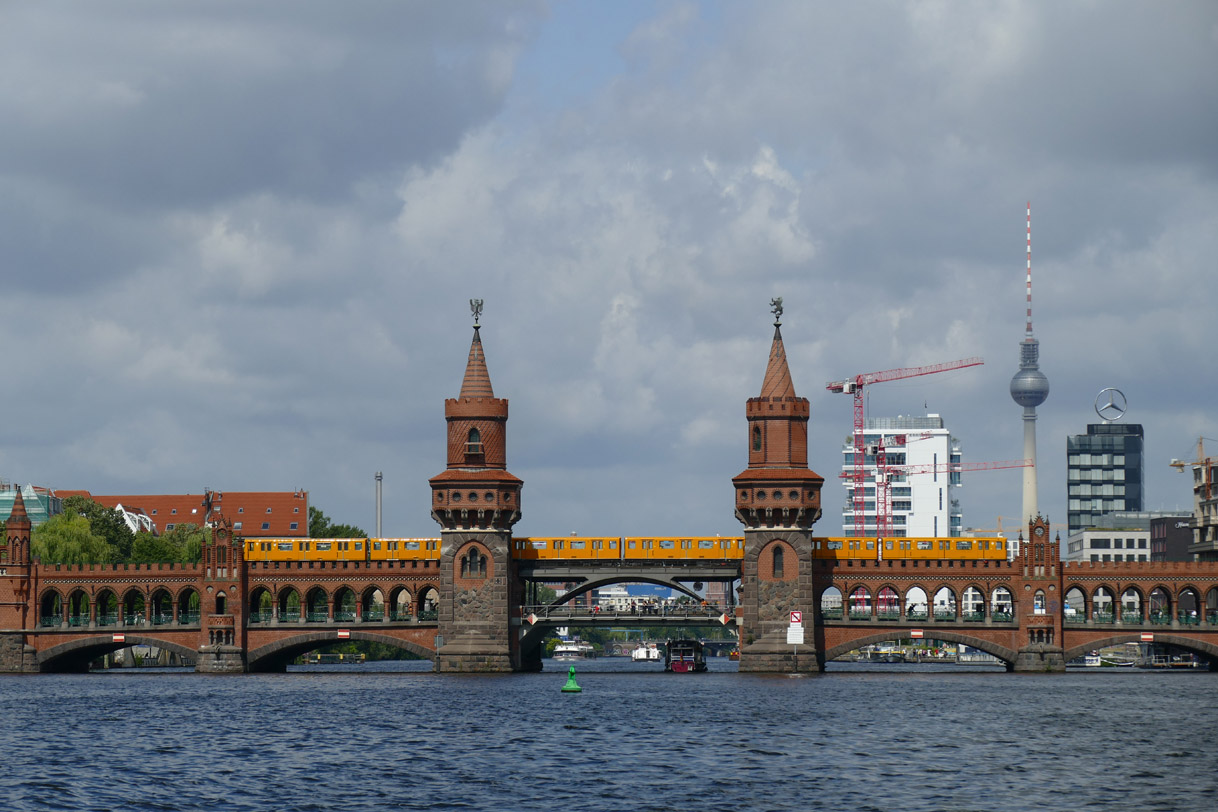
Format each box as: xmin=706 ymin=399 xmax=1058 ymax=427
xmin=459 ymin=325 xmax=495 ymax=399
xmin=758 ymin=324 xmax=796 ymax=400
xmin=63 ymin=490 xmax=309 ymax=537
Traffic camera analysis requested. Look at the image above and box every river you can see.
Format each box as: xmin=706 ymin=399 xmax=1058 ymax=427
xmin=1 ymin=658 xmax=1215 ymax=811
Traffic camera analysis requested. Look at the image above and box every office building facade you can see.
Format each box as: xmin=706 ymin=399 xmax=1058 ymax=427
xmin=1066 ymin=423 xmax=1144 ymax=535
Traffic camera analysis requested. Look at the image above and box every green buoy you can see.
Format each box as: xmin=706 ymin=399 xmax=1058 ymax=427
xmin=561 ymin=665 xmax=582 ymax=693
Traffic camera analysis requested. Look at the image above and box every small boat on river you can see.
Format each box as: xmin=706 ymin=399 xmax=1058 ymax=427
xmin=664 ymin=639 xmax=707 ymax=673
xmin=632 ymin=643 xmax=661 ymax=662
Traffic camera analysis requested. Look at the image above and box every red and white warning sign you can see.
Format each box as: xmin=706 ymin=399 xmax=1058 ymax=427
xmin=910 ymin=629 xmax=924 ymax=639
xmin=112 ymin=633 xmax=126 ymax=643
xmin=790 ymin=610 xmax=803 ymax=625
xmin=337 ymin=629 xmax=351 ymax=640
xmin=1141 ymin=632 xmax=1154 ymax=643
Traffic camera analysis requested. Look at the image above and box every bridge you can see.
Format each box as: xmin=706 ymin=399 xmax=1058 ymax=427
xmin=4 ymin=314 xmax=1218 ymax=673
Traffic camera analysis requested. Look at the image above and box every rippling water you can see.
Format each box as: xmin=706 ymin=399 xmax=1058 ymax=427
xmin=2 ymin=659 xmax=1216 ymax=811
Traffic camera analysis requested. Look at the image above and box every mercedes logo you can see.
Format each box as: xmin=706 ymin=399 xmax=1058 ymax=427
xmin=1094 ymin=387 xmax=1127 ymax=422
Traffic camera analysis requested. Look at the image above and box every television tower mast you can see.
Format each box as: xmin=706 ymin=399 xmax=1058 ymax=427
xmin=1009 ymin=202 xmax=1050 ymax=525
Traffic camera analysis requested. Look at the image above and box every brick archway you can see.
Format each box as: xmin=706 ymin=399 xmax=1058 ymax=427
xmin=246 ymin=630 xmax=435 ymax=672
xmin=38 ymin=635 xmax=200 ymax=673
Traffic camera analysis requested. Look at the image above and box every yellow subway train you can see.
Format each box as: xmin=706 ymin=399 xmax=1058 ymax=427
xmin=243 ymin=535 xmax=1006 ymax=563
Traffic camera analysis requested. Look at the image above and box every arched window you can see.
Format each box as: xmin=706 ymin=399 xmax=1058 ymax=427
xmin=752 ymin=426 xmax=762 ymax=452
xmin=772 ymin=545 xmax=784 ymax=578
xmin=466 ymin=427 xmax=483 ymax=455
xmin=461 ymin=547 xmax=487 ymax=579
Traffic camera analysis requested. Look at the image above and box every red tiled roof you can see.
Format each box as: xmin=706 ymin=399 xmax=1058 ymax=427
xmin=86 ymin=491 xmax=310 ymax=537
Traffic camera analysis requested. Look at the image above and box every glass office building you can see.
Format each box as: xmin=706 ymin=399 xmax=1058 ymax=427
xmin=1066 ymin=423 xmax=1144 ymax=535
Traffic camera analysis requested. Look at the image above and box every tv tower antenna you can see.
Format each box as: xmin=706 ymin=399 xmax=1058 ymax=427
xmin=1010 ymin=202 xmax=1050 ymax=527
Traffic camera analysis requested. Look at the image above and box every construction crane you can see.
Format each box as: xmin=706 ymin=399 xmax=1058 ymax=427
xmin=827 ymin=357 xmax=984 ymax=535
xmin=1170 ymin=438 xmax=1217 ymax=502
xmin=840 ymin=455 xmax=1032 ymax=537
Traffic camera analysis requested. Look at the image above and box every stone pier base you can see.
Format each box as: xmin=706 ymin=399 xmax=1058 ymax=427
xmin=737 ymin=634 xmax=821 ymax=673
xmin=0 ymin=633 xmax=38 ymax=673
xmin=1012 ymin=644 xmax=1066 ymax=673
xmin=435 ymin=635 xmax=514 ymax=673
xmin=195 ymin=645 xmax=247 ymax=673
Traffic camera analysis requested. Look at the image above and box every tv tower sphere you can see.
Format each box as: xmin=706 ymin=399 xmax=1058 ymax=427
xmin=1010 ymin=341 xmax=1049 ymax=408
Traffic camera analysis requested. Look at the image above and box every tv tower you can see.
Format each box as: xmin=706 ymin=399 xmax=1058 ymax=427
xmin=1009 ymin=202 xmax=1050 ymax=525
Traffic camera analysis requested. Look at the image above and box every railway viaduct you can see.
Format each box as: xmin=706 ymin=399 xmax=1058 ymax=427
xmin=4 ymin=310 xmax=1218 ymax=673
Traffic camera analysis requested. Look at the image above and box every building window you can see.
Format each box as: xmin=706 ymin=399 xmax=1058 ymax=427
xmin=466 ymin=427 xmax=483 ymax=455
xmin=752 ymin=426 xmax=761 ymax=451
xmin=151 ymin=509 xmax=158 ymax=515
xmin=238 ymin=507 xmax=244 ymax=514
xmin=234 ymin=522 xmax=242 ymax=530
xmin=293 ymin=507 xmax=299 ymax=513
xmin=261 ymin=522 xmax=270 ymax=531
xmin=266 ymin=507 xmax=272 ymax=513
xmin=772 ymin=545 xmax=784 ymax=578
xmin=290 ymin=522 xmax=298 ymax=531
xmin=171 ymin=509 xmax=177 ymax=515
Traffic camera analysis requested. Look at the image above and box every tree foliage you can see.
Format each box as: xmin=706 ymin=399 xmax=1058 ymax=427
xmin=308 ymin=506 xmax=366 ymax=538
xmin=32 ymin=513 xmax=114 ymax=565
xmin=61 ymin=495 xmax=135 ymax=561
xmin=31 ymin=497 xmax=204 ymax=565
xmin=132 ymin=522 xmax=205 ymax=564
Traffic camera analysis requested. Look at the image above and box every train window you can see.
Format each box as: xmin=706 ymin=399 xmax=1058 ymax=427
xmin=866 ymin=542 xmax=874 ymax=550
xmin=610 ymin=540 xmax=617 ymax=549
xmin=355 ymin=542 xmax=363 ymax=550
xmin=700 ymin=540 xmax=715 ymax=549
xmin=956 ymin=541 xmax=973 ymax=550
xmin=555 ymin=541 xmax=564 ymax=550
xmin=277 ymin=543 xmax=293 ymax=551
xmin=406 ymin=541 xmax=420 ymax=550
xmin=827 ymin=541 xmax=843 ymax=550
xmin=996 ymin=541 xmax=1004 ymax=550
xmin=530 ymin=541 xmax=546 ymax=550
xmin=659 ymin=540 xmax=675 ymax=549
xmin=916 ymin=541 xmax=932 ymax=550
xmin=628 ymin=540 xmax=637 ymax=549
xmin=570 ymin=541 xmax=585 ymax=549
xmin=372 ymin=542 xmax=381 ymax=550
xmin=885 ymin=541 xmax=893 ymax=550
xmin=643 ymin=540 xmax=653 ymax=549
xmin=316 ymin=542 xmax=331 ymax=551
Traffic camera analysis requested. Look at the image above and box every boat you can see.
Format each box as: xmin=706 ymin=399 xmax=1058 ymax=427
xmin=553 ymin=639 xmax=596 ymax=661
xmin=728 ymin=649 xmax=740 ymax=661
xmin=631 ymin=642 xmax=661 ymax=662
xmin=302 ymin=652 xmax=366 ymax=665
xmin=664 ymin=639 xmax=708 ymax=673
xmin=1084 ymin=651 xmax=1102 ymax=667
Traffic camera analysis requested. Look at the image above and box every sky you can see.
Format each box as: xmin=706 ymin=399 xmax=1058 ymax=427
xmin=2 ymin=1 xmax=1216 ymax=540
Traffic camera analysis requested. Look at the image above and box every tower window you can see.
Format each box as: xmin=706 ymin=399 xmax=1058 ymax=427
xmin=466 ymin=428 xmax=483 ymax=455
xmin=772 ymin=545 xmax=784 ymax=578
xmin=460 ymin=547 xmax=487 ymax=579
xmin=752 ymin=426 xmax=762 ymax=452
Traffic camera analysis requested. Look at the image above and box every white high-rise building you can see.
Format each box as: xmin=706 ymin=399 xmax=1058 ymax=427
xmin=840 ymin=414 xmax=963 ymax=537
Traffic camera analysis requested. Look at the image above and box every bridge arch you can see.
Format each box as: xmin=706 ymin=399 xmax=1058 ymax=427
xmin=820 ymin=630 xmax=1018 ymax=668
xmin=542 ymin=574 xmax=709 ymax=606
xmin=38 ymin=635 xmax=199 ymax=674
xmin=1062 ymin=634 xmax=1218 ymax=666
xmin=246 ymin=631 xmax=435 ymax=672
xmin=39 ymin=589 xmax=63 ymax=625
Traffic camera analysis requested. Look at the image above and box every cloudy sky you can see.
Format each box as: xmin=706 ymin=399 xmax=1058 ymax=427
xmin=2 ymin=1 xmax=1215 ymax=540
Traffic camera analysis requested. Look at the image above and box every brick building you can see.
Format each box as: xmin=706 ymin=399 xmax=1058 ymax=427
xmin=56 ymin=490 xmax=309 ymax=537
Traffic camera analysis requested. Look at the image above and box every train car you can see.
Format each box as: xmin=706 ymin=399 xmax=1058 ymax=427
xmin=810 ymin=537 xmax=1007 ymax=561
xmin=511 ymin=537 xmax=745 ymax=561
xmin=244 ymin=537 xmax=441 ymax=563
xmin=621 ymin=537 xmax=744 ymax=561
xmin=511 ymin=537 xmax=622 ymax=561
xmin=244 ymin=537 xmax=372 ymax=562
xmin=367 ymin=538 xmax=441 ymax=562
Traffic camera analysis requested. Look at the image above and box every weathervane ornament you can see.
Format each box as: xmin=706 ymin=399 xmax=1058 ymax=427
xmin=470 ymin=298 xmax=483 ymax=326
xmin=770 ymin=297 xmax=783 ymax=325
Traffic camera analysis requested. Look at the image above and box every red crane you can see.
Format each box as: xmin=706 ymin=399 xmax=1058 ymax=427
xmin=827 ymin=357 xmax=984 ymax=536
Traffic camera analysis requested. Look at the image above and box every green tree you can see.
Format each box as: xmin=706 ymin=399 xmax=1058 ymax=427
xmin=61 ymin=495 xmax=135 ymax=561
xmin=32 ymin=513 xmax=114 ymax=565
xmin=131 ymin=522 xmax=205 ymax=564
xmin=308 ymin=506 xmax=366 ymax=538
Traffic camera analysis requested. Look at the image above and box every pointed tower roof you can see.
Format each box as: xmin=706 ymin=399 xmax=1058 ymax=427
xmin=458 ymin=326 xmax=495 ymax=399
xmin=759 ymin=324 xmax=796 ymax=400
xmin=9 ymin=487 xmax=28 ymax=522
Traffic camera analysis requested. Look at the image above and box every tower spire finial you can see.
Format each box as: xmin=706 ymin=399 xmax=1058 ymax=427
xmin=770 ymin=297 xmax=783 ymax=326
xmin=470 ymin=298 xmax=483 ymax=327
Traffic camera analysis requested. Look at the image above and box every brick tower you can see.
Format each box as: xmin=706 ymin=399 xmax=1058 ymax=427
xmin=1013 ymin=514 xmax=1066 ymax=671
xmin=0 ymin=488 xmax=37 ymax=672
xmin=196 ymin=518 xmax=248 ymax=672
xmin=733 ymin=300 xmax=824 ymax=672
xmin=430 ymin=302 xmax=524 ymax=672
